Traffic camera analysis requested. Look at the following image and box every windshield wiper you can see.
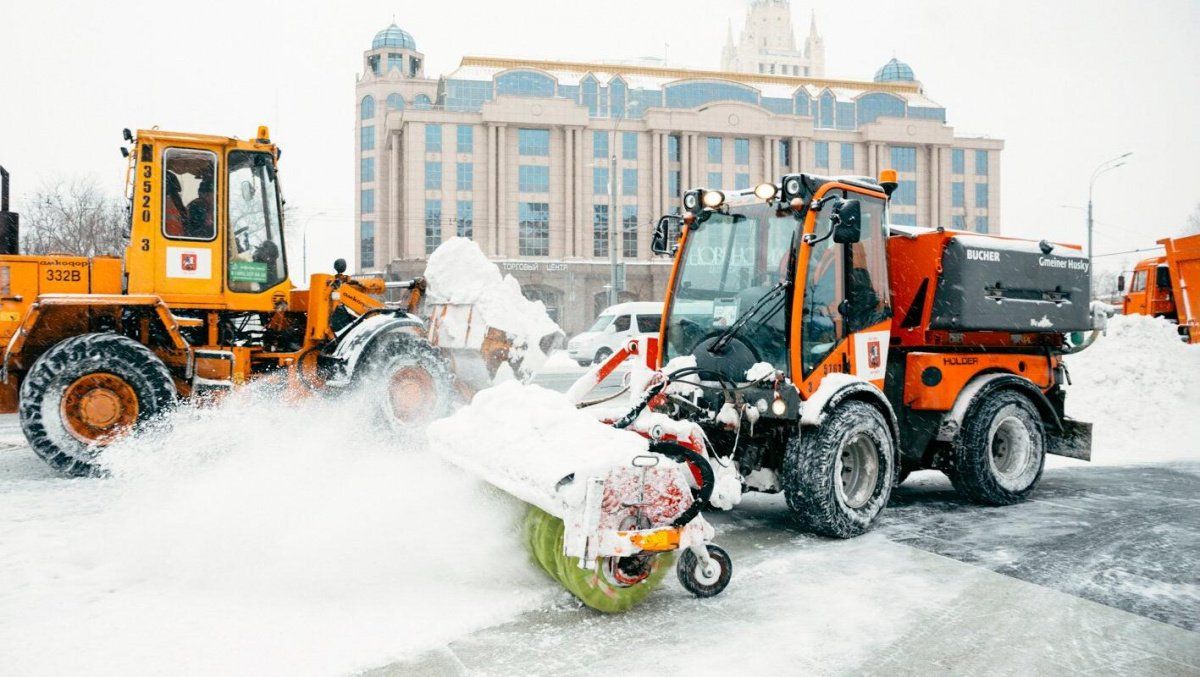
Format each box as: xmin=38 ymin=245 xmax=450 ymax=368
xmin=708 ymin=280 xmax=788 ymax=355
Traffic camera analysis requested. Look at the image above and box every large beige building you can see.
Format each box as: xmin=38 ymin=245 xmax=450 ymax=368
xmin=354 ymin=17 xmax=1003 ymax=335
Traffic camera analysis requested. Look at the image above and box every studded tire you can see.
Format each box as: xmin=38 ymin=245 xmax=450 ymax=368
xmin=19 ymin=333 xmax=177 ymax=477
xmin=782 ymin=400 xmax=895 ymax=539
xmin=946 ymin=389 xmax=1046 ymax=506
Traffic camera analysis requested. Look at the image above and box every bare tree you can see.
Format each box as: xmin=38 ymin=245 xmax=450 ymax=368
xmin=21 ymin=178 xmax=127 ymax=257
xmin=1185 ymin=202 xmax=1200 ymax=236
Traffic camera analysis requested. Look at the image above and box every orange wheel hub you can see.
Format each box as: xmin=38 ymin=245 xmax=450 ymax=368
xmin=387 ymin=366 xmax=436 ymax=424
xmin=60 ymin=373 xmax=139 ymax=444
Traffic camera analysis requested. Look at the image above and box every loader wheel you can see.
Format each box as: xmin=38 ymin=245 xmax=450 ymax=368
xmin=676 ymin=544 xmax=732 ymax=598
xmin=357 ymin=332 xmax=454 ymax=429
xmin=19 ymin=333 xmax=177 ymax=477
xmin=524 ymin=506 xmax=671 ymax=613
xmin=946 ymin=389 xmax=1045 ymax=505
xmin=782 ymin=401 xmax=895 ymax=538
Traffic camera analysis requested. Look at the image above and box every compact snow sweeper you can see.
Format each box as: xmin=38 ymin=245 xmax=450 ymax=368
xmin=571 ymin=172 xmax=1103 ymax=539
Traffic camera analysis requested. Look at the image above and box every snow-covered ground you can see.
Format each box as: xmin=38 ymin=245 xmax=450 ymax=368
xmin=0 ymin=316 xmax=1196 ymax=675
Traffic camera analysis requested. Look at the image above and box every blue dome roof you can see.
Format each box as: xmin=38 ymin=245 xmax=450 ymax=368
xmin=874 ymin=57 xmax=915 ymax=83
xmin=372 ymin=23 xmax=416 ymax=50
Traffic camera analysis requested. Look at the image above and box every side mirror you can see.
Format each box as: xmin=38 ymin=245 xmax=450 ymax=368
xmin=832 ymin=198 xmax=862 ymax=244
xmin=652 ymin=215 xmax=681 ymax=256
xmin=1117 ymin=274 xmax=1126 ymax=292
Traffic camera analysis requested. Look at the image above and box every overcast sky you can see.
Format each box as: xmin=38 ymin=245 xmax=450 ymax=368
xmin=1 ymin=0 xmax=1196 ymax=276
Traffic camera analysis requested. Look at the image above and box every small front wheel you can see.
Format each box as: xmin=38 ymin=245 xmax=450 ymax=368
xmin=676 ymin=544 xmax=732 ymax=598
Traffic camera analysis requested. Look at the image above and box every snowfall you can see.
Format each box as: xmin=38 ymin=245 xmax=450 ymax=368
xmin=0 ymin=240 xmax=1197 ymax=676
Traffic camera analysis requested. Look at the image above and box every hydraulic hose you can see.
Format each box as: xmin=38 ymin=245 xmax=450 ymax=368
xmin=647 ymin=440 xmax=715 ymax=527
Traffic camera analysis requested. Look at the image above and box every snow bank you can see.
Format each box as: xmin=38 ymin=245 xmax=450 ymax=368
xmin=0 ymin=386 xmax=554 ymax=676
xmin=538 ymin=349 xmax=583 ymax=374
xmin=424 ymin=237 xmax=563 ymax=374
xmin=428 ymin=381 xmax=654 ymax=517
xmin=1063 ymin=315 xmax=1200 ymax=467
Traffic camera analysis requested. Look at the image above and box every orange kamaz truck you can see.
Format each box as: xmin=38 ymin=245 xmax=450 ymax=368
xmin=1119 ymin=233 xmax=1200 ymax=343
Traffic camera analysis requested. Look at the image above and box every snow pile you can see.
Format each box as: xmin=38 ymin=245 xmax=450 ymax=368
xmin=424 ymin=237 xmax=563 ymax=375
xmin=1064 ymin=314 xmax=1200 ymax=466
xmin=0 ymin=386 xmax=553 ymax=676
xmin=428 ymin=380 xmax=656 ymax=517
xmin=539 ymin=349 xmax=583 ymax=373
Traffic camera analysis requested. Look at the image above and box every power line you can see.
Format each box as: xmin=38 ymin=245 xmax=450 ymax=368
xmin=1093 ymin=246 xmax=1162 ymax=259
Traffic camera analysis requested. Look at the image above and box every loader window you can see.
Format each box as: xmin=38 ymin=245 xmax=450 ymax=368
xmin=1131 ymin=270 xmax=1147 ymax=292
xmin=227 ymin=151 xmax=286 ymax=292
xmin=163 ymin=148 xmax=218 ymax=241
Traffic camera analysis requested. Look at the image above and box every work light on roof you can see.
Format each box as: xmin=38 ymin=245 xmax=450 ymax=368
xmin=754 ymin=182 xmax=777 ymax=201
xmin=682 ymin=190 xmax=700 ymax=211
xmin=701 ymin=190 xmax=725 ymax=209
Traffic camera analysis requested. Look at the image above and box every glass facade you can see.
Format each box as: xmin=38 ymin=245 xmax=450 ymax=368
xmin=413 ymin=94 xmax=432 ymax=110
xmin=734 ymin=173 xmax=750 ymax=190
xmin=952 ymin=182 xmax=964 ymax=207
xmin=779 ymin=139 xmax=791 ymax=168
xmin=457 ymin=125 xmax=473 ymax=152
xmin=518 ymin=128 xmax=550 ymax=156
xmin=891 ymin=213 xmax=917 ymax=226
xmin=669 ymin=170 xmax=681 ymax=198
xmin=668 ymin=135 xmax=680 ymax=161
xmin=519 ymin=202 xmax=550 ymax=256
xmin=581 ymin=76 xmax=599 ymax=117
xmin=361 ymin=188 xmax=374 ymax=213
xmin=975 ymin=150 xmax=989 ymax=175
xmin=622 ymin=132 xmax=637 ymax=160
xmin=360 ymin=157 xmax=374 ymax=182
xmin=496 ymin=70 xmax=556 ymax=98
xmin=734 ymin=138 xmax=750 ymax=165
xmin=425 ymin=124 xmax=441 ymax=152
xmin=456 ymin=200 xmax=473 ymax=238
xmin=425 ymin=161 xmax=441 ymax=189
xmin=664 ymin=81 xmax=757 ymax=109
xmin=893 ymin=180 xmax=916 ymax=205
xmin=621 ymin=205 xmax=638 ymax=258
xmin=891 ymin=146 xmax=916 ymax=172
xmin=707 ymin=171 xmax=722 ymax=189
xmin=952 ymin=214 xmax=966 ymax=229
xmin=444 ymin=80 xmax=492 ymax=111
xmin=610 ymin=78 xmax=628 ymax=118
xmin=386 ymin=93 xmax=405 ymax=110
xmin=425 ymin=200 xmax=442 ymax=254
xmin=707 ymin=137 xmax=722 ymax=164
xmin=360 ymin=222 xmax=375 ymax=268
xmin=456 ymin=162 xmax=473 ymax=191
xmin=593 ymin=131 xmax=608 ymax=159
xmin=975 ymin=182 xmax=989 ymax=205
xmin=593 ymin=167 xmax=608 ymax=195
xmin=593 ymin=205 xmax=609 ymax=257
xmin=952 ymin=148 xmax=964 ymax=174
xmin=840 ymin=143 xmax=855 ymax=170
xmin=360 ymin=95 xmax=375 ymax=120
xmin=975 ymin=215 xmax=989 ymax=233
xmin=519 ymin=165 xmax=550 ymax=193
xmin=856 ymin=92 xmax=904 ymax=126
xmin=815 ymin=141 xmax=829 ymax=168
xmin=360 ymin=126 xmax=374 ymax=151
xmin=622 ymin=168 xmax=637 ymax=196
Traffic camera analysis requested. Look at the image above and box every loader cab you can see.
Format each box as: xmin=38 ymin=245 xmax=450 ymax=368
xmin=125 ymin=127 xmax=290 ymax=311
xmin=659 ymin=173 xmax=892 ymax=396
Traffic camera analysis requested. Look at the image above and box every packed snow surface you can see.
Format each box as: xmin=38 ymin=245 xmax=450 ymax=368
xmin=0 ymin=386 xmax=555 ymax=676
xmin=1063 ymin=314 xmax=1200 ymax=467
xmin=424 ymin=237 xmax=563 ymax=374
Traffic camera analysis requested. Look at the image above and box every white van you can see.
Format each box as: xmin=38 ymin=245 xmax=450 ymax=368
xmin=567 ymin=301 xmax=663 ymax=366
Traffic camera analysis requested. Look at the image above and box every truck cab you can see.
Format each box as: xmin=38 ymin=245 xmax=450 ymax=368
xmin=1121 ymin=257 xmax=1174 ymax=318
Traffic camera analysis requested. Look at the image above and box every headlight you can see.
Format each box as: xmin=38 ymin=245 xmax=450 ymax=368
xmin=784 ymin=177 xmax=802 ymax=197
xmin=701 ymin=190 xmax=725 ymax=209
xmin=682 ymin=190 xmax=700 ymax=211
xmin=754 ymin=182 xmax=777 ymax=201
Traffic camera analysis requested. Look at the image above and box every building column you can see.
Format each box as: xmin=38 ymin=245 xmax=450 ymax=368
xmin=927 ymin=145 xmax=940 ymax=228
xmin=486 ymin=124 xmax=498 ymax=256
xmin=574 ymin=127 xmax=586 ymax=258
xmin=496 ymin=125 xmax=508 ymax=257
xmin=560 ymin=126 xmax=573 ymax=259
xmin=796 ymin=138 xmax=808 ymax=174
xmin=387 ymin=129 xmax=401 ymax=262
xmin=651 ymin=132 xmax=662 ymax=226
xmin=680 ymin=133 xmax=692 ymax=195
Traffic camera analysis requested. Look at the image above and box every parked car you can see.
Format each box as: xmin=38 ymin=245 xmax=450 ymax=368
xmin=567 ymin=302 xmax=663 ymax=366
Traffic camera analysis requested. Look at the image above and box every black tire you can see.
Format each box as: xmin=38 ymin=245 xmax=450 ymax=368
xmin=592 ymin=347 xmax=613 ymax=366
xmin=19 ymin=333 xmax=177 ymax=477
xmin=946 ymin=389 xmax=1045 ymax=505
xmin=676 ymin=544 xmax=732 ymax=598
xmin=575 ymin=360 xmax=591 ymax=368
xmin=782 ymin=400 xmax=895 ymax=538
xmin=355 ymin=332 xmax=455 ymax=429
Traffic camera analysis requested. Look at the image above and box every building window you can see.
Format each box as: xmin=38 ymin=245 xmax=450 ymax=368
xmin=952 ymin=215 xmax=966 ymax=229
xmin=734 ymin=138 xmax=750 ymax=165
xmin=952 ymin=148 xmax=964 ymax=174
xmin=893 ymin=180 xmax=916 ymax=206
xmin=952 ymin=182 xmax=964 ymax=207
xmin=582 ymin=76 xmax=599 ymax=117
xmin=669 ymin=170 xmax=681 ymax=198
xmin=622 ymin=168 xmax=637 ymax=196
xmin=495 ymin=70 xmax=557 ymax=98
xmin=519 ymin=202 xmax=550 ymax=256
xmin=622 ymin=205 xmax=638 ymax=258
xmin=975 ymin=182 xmax=989 ymax=206
xmin=815 ymin=141 xmax=829 ymax=168
xmin=890 ymin=146 xmax=916 ymax=172
xmin=456 ymin=200 xmax=473 ymax=238
xmin=734 ymin=173 xmax=750 ymax=190
xmin=387 ymin=53 xmax=404 ymax=72
xmin=425 ymin=124 xmax=442 ymax=152
xmin=975 ymin=150 xmax=989 ymax=175
xmin=593 ymin=130 xmax=608 ymax=159
xmin=360 ymin=95 xmax=375 ymax=120
xmin=360 ymin=188 xmax=375 ymax=213
xmin=360 ymin=157 xmax=375 ymax=183
xmin=518 ymin=128 xmax=550 ymax=156
xmin=818 ymin=91 xmax=835 ymax=129
xmin=425 ymin=200 xmax=442 ymax=254
xmin=386 ymin=93 xmax=405 ymax=111
xmin=664 ymin=81 xmax=759 ymax=109
xmin=593 ymin=205 xmax=609 ymax=257
xmin=975 ymin=215 xmax=989 ymax=233
xmin=707 ymin=137 xmax=722 ymax=164
xmin=891 ymin=213 xmax=917 ymax=226
xmin=360 ymin=126 xmax=375 ymax=151
xmin=456 ymin=162 xmax=473 ymax=191
xmin=668 ymin=135 xmax=681 ymax=162
xmin=622 ymin=132 xmax=637 ymax=160
xmin=707 ymin=171 xmax=722 ymax=189
xmin=413 ymin=94 xmax=433 ymax=110
xmin=360 ymin=222 xmax=375 ymax=268
xmin=425 ymin=161 xmax=442 ymax=190
xmin=519 ymin=165 xmax=550 ymax=193
xmin=779 ymin=139 xmax=791 ymax=168
xmin=593 ymin=167 xmax=609 ymax=195
xmin=840 ymin=143 xmax=855 ymax=170
xmin=610 ymin=77 xmax=628 ymax=118
xmin=457 ymin=125 xmax=474 ymax=153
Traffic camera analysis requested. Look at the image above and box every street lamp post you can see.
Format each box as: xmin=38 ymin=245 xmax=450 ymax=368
xmin=1087 ymin=152 xmax=1132 ymax=269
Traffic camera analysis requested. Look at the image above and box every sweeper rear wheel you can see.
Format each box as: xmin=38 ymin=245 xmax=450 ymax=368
xmin=676 ymin=544 xmax=732 ymax=598
xmin=524 ymin=506 xmax=671 ymax=613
